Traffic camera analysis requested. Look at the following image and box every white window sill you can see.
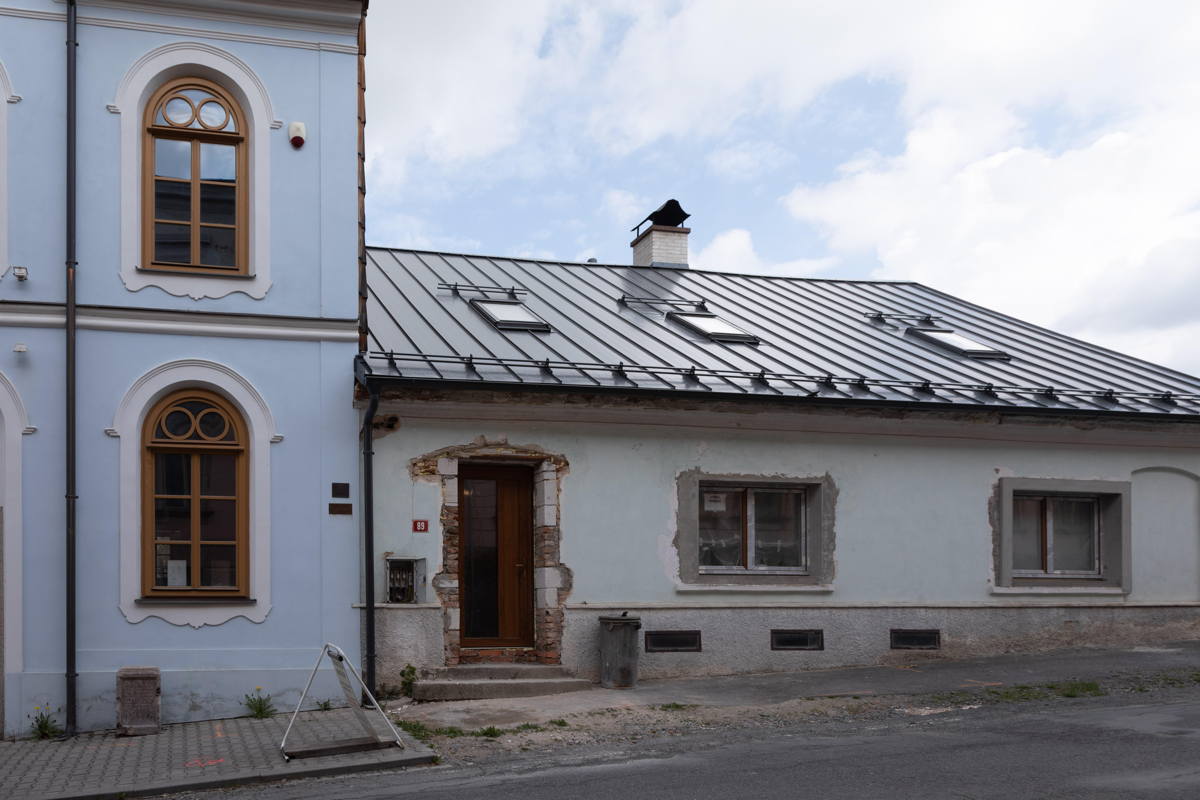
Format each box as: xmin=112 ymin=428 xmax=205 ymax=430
xmin=699 ymin=567 xmax=810 ymax=576
xmin=675 ymin=584 xmax=834 ymax=594
xmin=991 ymin=586 xmax=1127 ymax=596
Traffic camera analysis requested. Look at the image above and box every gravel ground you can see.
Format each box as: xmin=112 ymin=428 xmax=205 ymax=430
xmin=389 ymin=665 xmax=1200 ymax=768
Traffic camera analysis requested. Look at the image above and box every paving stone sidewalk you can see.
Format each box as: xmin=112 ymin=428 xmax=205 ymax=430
xmin=0 ymin=708 xmax=434 ymax=800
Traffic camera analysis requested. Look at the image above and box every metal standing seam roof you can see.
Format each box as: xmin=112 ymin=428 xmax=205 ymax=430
xmin=362 ymin=247 xmax=1200 ymax=418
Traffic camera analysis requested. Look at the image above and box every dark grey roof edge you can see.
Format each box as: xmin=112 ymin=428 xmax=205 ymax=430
xmin=364 ymin=245 xmax=919 ymax=286
xmin=356 ymin=369 xmax=1200 ymax=424
xmin=915 ymin=282 xmax=1200 ymax=384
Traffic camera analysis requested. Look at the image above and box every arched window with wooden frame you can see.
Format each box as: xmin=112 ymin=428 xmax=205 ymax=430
xmin=142 ymin=389 xmax=249 ymax=598
xmin=143 ymin=77 xmax=248 ymax=274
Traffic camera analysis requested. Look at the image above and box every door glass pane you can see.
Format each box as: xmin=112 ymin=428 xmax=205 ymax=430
xmin=154 ymin=180 xmax=190 ymax=221
xmin=699 ymin=489 xmax=743 ymax=567
xmin=155 ymin=453 xmax=189 ymax=495
xmin=154 ymin=222 xmax=190 ymax=264
xmin=200 ymin=453 xmax=237 ymax=496
xmin=200 ymin=183 xmax=236 ymax=225
xmin=1052 ymin=498 xmax=1097 ymax=572
xmin=462 ymin=478 xmax=499 ymax=639
xmin=1012 ymin=497 xmax=1043 ymax=571
xmin=200 ymin=143 xmax=236 ymax=181
xmin=200 ymin=499 xmax=237 ymax=541
xmin=199 ymin=226 xmax=236 ymax=267
xmin=154 ymin=137 xmax=190 ymax=178
xmin=155 ymin=543 xmax=191 ymax=587
xmin=200 ymin=544 xmax=236 ymax=587
xmin=753 ymin=491 xmax=803 ymax=568
xmin=154 ymin=498 xmax=190 ymax=541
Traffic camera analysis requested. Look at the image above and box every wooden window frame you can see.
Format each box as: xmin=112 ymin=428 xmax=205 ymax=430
xmin=141 ymin=77 xmax=249 ymax=276
xmin=141 ymin=388 xmax=249 ymax=598
xmin=1011 ymin=493 xmax=1102 ymax=578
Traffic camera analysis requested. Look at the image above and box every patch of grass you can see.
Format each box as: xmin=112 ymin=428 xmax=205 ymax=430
xmin=396 ymin=719 xmax=432 ymax=741
xmin=28 ymin=707 xmax=63 ymax=740
xmin=656 ymin=702 xmax=696 ymax=711
xmin=1190 ymin=672 xmax=1200 ymax=684
xmin=472 ymin=726 xmax=504 ymax=738
xmin=515 ymin=722 xmax=544 ymax=732
xmin=986 ymin=685 xmax=1050 ymax=703
xmin=1045 ymin=680 xmax=1106 ymax=698
xmin=548 ymin=718 xmax=568 ymax=727
xmin=243 ymin=688 xmax=277 ymax=719
xmin=399 ymin=664 xmax=418 ymax=697
xmin=929 ymin=691 xmax=975 ymax=706
xmin=315 ymin=699 xmax=333 ymax=712
xmin=437 ymin=726 xmax=466 ymax=738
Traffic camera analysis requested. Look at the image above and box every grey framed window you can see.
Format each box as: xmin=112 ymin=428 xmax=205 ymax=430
xmin=699 ymin=485 xmax=807 ymax=573
xmin=995 ymin=478 xmax=1130 ymax=590
xmin=469 ymin=299 xmax=551 ymax=331
xmin=1012 ymin=495 xmax=1100 ymax=577
xmin=907 ymin=327 xmax=1008 ymax=359
xmin=668 ymin=312 xmax=759 ymax=344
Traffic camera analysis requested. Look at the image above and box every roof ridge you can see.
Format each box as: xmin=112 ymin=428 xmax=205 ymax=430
xmin=364 ymin=245 xmax=915 ymax=285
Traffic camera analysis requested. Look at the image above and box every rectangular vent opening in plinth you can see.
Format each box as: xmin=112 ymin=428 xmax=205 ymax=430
xmin=771 ymin=629 xmax=824 ymax=651
xmin=644 ymin=630 xmax=702 ymax=652
xmin=890 ymin=629 xmax=941 ymax=650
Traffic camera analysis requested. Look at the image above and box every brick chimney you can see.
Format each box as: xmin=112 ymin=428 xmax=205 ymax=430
xmin=631 ymin=199 xmax=690 ymax=268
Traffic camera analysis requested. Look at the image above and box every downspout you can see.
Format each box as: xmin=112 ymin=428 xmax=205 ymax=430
xmin=64 ymin=0 xmax=79 ymax=737
xmin=360 ymin=378 xmax=380 ymax=696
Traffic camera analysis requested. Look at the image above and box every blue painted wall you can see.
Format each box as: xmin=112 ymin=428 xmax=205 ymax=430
xmin=0 ymin=1 xmax=363 ymax=734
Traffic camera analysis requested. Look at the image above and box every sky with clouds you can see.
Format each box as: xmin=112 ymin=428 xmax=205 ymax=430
xmin=363 ymin=1 xmax=1200 ymax=376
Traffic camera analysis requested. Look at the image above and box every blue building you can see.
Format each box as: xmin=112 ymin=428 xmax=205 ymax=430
xmin=0 ymin=0 xmax=366 ymax=735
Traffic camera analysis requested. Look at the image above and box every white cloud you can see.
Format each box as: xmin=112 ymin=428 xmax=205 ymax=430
xmin=601 ymin=188 xmax=647 ymax=227
xmin=707 ymin=141 xmax=794 ymax=182
xmin=693 ymin=229 xmax=832 ymax=277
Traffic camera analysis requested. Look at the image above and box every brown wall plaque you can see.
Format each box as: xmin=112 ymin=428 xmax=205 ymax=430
xmin=328 ymin=503 xmax=353 ymax=515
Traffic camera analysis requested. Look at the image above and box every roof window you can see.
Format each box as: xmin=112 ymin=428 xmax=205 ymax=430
xmin=668 ymin=312 xmax=759 ymax=344
xmin=908 ymin=327 xmax=1008 ymax=359
xmin=470 ymin=299 xmax=551 ymax=332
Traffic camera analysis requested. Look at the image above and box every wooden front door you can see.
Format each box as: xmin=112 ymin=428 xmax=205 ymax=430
xmin=459 ymin=464 xmax=534 ymax=648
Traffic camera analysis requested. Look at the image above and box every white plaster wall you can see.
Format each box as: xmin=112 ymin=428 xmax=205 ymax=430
xmin=371 ymin=415 xmax=1200 ymax=608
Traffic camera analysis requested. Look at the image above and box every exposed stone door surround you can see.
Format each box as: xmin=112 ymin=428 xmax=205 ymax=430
xmin=413 ymin=439 xmax=571 ymax=665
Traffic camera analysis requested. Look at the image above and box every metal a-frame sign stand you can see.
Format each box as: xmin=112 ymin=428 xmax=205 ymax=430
xmin=279 ymin=642 xmax=404 ymax=761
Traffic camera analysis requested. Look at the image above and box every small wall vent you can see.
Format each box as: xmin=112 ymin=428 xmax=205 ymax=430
xmin=770 ymin=629 xmax=824 ymax=651
xmin=645 ymin=630 xmax=702 ymax=652
xmin=890 ymin=629 xmax=941 ymax=650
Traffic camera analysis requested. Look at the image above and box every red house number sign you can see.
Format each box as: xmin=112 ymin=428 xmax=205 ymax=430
xmin=412 ymin=520 xmax=429 ymax=533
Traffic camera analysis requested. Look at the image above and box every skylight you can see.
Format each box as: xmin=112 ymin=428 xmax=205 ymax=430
xmin=908 ymin=327 xmax=1008 ymax=359
xmin=470 ymin=299 xmax=551 ymax=332
xmin=668 ymin=312 xmax=759 ymax=344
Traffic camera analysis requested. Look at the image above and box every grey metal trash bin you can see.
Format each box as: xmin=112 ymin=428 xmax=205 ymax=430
xmin=598 ymin=614 xmax=642 ymax=689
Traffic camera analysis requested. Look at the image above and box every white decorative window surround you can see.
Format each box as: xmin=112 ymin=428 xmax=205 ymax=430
xmin=112 ymin=42 xmax=280 ymax=300
xmin=1 ymin=369 xmax=34 ymax=677
xmin=112 ymin=360 xmax=281 ymax=627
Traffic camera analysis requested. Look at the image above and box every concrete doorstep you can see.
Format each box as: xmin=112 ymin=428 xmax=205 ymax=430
xmin=0 ymin=708 xmax=436 ymax=800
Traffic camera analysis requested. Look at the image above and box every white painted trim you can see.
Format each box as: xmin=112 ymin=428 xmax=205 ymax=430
xmin=0 ymin=370 xmax=30 ymax=678
xmin=674 ymin=584 xmax=835 ymax=593
xmin=113 ymin=43 xmax=276 ymax=299
xmin=0 ymin=7 xmax=357 ymax=52
xmin=72 ymin=0 xmax=361 ymax=36
xmin=112 ymin=360 xmax=279 ymax=627
xmin=0 ymin=304 xmax=358 ymax=342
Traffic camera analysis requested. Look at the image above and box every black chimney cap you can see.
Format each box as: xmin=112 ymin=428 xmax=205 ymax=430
xmin=632 ymin=199 xmax=690 ymax=233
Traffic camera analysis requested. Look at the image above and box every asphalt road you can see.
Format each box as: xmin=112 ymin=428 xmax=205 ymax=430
xmin=172 ymin=695 xmax=1200 ymax=800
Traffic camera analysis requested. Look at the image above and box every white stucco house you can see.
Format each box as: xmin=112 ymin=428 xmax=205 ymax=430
xmin=0 ymin=0 xmax=366 ymax=735
xmin=358 ymin=208 xmax=1200 ymax=690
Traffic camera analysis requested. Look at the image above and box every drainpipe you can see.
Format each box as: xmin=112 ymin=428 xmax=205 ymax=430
xmin=64 ymin=0 xmax=79 ymax=737
xmin=361 ymin=379 xmax=380 ymax=696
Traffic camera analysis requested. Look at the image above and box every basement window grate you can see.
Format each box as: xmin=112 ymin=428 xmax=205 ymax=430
xmin=645 ymin=630 xmax=702 ymax=653
xmin=770 ymin=629 xmax=824 ymax=651
xmin=890 ymin=629 xmax=941 ymax=650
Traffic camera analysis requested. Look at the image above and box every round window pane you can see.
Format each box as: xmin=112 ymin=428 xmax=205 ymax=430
xmin=164 ymin=408 xmax=193 ymax=437
xmin=198 ymin=100 xmax=228 ymax=130
xmin=163 ymin=97 xmax=193 ymax=126
xmin=197 ymin=409 xmax=229 ymax=440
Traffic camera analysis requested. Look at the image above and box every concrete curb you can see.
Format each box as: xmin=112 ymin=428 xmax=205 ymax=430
xmin=33 ymin=739 xmax=438 ymax=800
